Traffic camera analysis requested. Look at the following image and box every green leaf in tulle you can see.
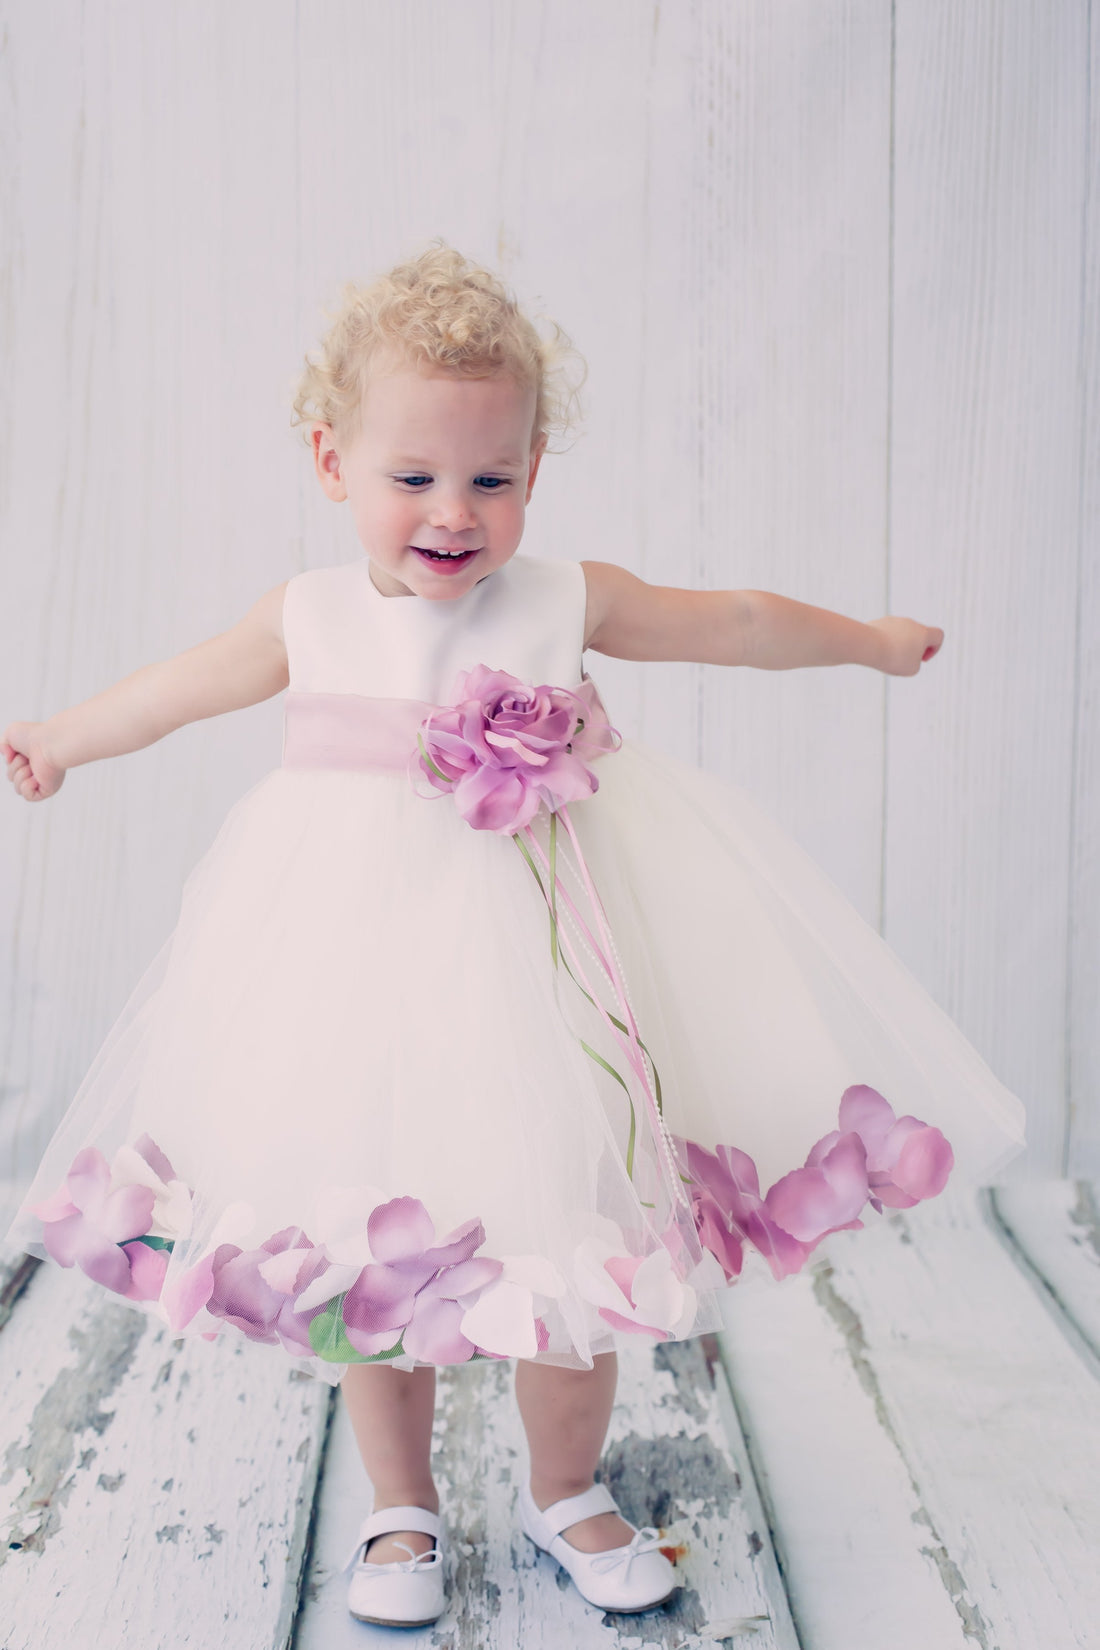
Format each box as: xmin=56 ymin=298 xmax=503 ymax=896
xmin=307 ymin=1294 xmax=406 ymax=1364
xmin=126 ymin=1234 xmax=175 ymax=1251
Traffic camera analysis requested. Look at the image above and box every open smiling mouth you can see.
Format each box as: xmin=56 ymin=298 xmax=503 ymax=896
xmin=412 ymin=547 xmax=480 ymax=568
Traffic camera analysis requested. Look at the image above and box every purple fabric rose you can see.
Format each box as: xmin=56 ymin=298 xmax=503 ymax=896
xmin=411 ymin=664 xmax=612 ymax=834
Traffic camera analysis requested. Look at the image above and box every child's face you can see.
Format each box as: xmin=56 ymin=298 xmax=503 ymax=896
xmin=312 ymin=358 xmax=545 ymax=599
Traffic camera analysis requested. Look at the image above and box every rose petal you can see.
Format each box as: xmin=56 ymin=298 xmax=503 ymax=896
xmin=64 ymin=1148 xmax=113 ymax=1214
xmin=459 ymin=1280 xmax=539 ymax=1358
xmin=404 ymin=1296 xmax=476 ymax=1364
xmin=343 ymin=1263 xmax=419 ymax=1335
xmin=122 ymin=1241 xmax=170 ymax=1302
xmin=367 ymin=1197 xmax=436 ymax=1264
xmin=598 ymin=1307 xmax=667 ymax=1340
xmin=26 ymin=1183 xmax=80 ymax=1223
xmin=765 ymin=1135 xmax=868 ymax=1243
xmin=888 ymin=1125 xmax=954 ymax=1201
xmin=837 ymin=1084 xmax=896 ymax=1158
xmin=162 ymin=1253 xmax=216 ymax=1331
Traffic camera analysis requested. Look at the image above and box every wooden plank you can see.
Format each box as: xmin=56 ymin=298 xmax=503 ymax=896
xmin=0 ymin=1247 xmax=332 ymax=1650
xmin=688 ymin=1 xmax=895 ymax=926
xmin=719 ymin=1184 xmax=1100 ymax=1650
xmin=1067 ymin=0 xmax=1100 ymax=1176
xmin=886 ymin=0 xmax=1090 ymax=1169
xmin=989 ymin=1179 xmax=1100 ymax=1361
xmin=294 ymin=1337 xmax=799 ymax=1649
xmin=0 ymin=0 xmax=300 ymax=1221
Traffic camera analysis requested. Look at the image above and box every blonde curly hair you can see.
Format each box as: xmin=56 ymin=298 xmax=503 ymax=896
xmin=291 ymin=240 xmax=587 ymax=454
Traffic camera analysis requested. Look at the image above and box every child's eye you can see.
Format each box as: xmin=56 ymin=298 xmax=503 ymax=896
xmin=394 ymin=476 xmax=510 ymax=490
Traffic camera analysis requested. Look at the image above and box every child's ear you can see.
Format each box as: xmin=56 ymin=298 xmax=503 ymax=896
xmin=525 ymin=436 xmax=548 ymax=503
xmin=312 ymin=423 xmax=347 ymax=502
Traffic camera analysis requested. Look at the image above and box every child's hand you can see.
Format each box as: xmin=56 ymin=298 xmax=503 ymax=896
xmin=2 ymin=722 xmax=67 ymax=801
xmin=867 ymin=617 xmax=945 ymax=677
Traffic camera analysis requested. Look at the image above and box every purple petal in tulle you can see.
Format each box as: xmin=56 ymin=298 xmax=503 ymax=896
xmin=598 ymin=1306 xmax=668 ymax=1340
xmin=41 ymin=1211 xmax=133 ymax=1292
xmin=402 ymin=1295 xmax=476 ymax=1363
xmin=837 ymin=1085 xmax=955 ymax=1210
xmin=690 ymin=1189 xmax=745 ymax=1280
xmin=163 ymin=1252 xmax=217 ymax=1331
xmin=838 ymin=1084 xmax=896 ymax=1157
xmin=429 ymin=1254 xmax=502 ymax=1298
xmin=205 ymin=1226 xmax=316 ymax=1346
xmin=677 ymin=1137 xmax=819 ymax=1281
xmin=422 ymin=1217 xmax=487 ymax=1273
xmin=342 ymin=1261 xmax=424 ymax=1336
xmin=764 ymin=1134 xmax=869 ymax=1244
xmin=872 ymin=1123 xmax=954 ymax=1208
xmin=367 ymin=1197 xmax=436 ymax=1263
xmin=32 ymin=1145 xmax=157 ymax=1296
xmin=676 ymin=1082 xmax=955 ymax=1282
xmin=27 ymin=1183 xmax=79 ymax=1222
xmin=122 ymin=1240 xmax=170 ymax=1302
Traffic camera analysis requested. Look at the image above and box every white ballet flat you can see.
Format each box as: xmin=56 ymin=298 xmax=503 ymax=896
xmin=341 ymin=1504 xmax=446 ymax=1628
xmin=518 ymin=1481 xmax=680 ymax=1614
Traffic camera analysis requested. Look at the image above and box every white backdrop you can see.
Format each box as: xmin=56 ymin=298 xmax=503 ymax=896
xmin=0 ymin=0 xmax=1095 ymax=1227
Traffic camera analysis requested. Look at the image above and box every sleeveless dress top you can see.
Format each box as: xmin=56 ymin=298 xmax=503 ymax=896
xmin=4 ymin=553 xmax=1027 ymax=1384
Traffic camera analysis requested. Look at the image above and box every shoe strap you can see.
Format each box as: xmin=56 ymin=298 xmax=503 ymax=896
xmin=343 ymin=1504 xmax=442 ymax=1572
xmin=538 ymin=1482 xmax=620 ymax=1539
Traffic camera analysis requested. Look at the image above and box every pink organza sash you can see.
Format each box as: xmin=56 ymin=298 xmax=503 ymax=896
xmin=281 ymin=674 xmax=616 ymax=774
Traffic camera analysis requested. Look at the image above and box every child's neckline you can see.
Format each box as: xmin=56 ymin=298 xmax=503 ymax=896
xmin=362 ymin=557 xmax=507 ymax=604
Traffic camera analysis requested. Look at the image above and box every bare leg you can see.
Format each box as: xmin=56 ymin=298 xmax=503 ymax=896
xmin=514 ymin=1352 xmax=635 ymax=1552
xmin=340 ymin=1363 xmax=439 ymax=1563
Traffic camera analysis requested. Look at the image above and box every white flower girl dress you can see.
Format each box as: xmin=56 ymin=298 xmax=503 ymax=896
xmin=4 ymin=553 xmax=1027 ymax=1385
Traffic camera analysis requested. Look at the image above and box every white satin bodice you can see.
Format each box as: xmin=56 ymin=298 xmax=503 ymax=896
xmin=281 ymin=554 xmax=589 ymax=702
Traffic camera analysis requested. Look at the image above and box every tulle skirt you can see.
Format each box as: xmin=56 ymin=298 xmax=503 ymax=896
xmin=3 ymin=736 xmax=1027 ymax=1385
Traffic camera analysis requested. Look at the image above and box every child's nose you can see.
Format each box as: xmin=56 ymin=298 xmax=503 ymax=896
xmin=428 ymin=491 xmax=478 ymax=530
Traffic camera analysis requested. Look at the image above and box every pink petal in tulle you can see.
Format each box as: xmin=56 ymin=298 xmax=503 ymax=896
xmin=597 ymin=1306 xmax=668 ymax=1340
xmin=764 ymin=1134 xmax=869 ymax=1244
xmin=163 ymin=1252 xmax=217 ymax=1331
xmin=26 ymin=1183 xmax=79 ymax=1223
xmin=402 ymin=1295 xmax=475 ymax=1364
xmin=367 ymin=1196 xmax=436 ymax=1264
xmin=122 ymin=1240 xmax=170 ymax=1302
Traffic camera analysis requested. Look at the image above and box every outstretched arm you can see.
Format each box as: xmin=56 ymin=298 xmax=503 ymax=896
xmin=3 ymin=580 xmax=291 ymax=801
xmin=579 ymin=561 xmax=943 ymax=676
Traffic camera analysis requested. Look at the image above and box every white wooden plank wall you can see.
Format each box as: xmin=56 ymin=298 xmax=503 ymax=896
xmin=0 ymin=1 xmax=1095 ymax=1241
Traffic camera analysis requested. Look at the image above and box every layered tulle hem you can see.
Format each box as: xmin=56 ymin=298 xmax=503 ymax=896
xmin=10 ymin=1074 xmax=960 ymax=1384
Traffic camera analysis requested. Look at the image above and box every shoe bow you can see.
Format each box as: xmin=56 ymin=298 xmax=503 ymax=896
xmin=586 ymin=1525 xmax=665 ymax=1580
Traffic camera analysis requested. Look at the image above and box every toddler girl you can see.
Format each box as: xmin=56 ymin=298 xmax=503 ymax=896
xmin=3 ymin=241 xmax=1025 ymax=1628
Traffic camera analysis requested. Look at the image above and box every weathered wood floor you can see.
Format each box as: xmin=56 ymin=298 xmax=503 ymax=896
xmin=1 ymin=1182 xmax=1097 ymax=1650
